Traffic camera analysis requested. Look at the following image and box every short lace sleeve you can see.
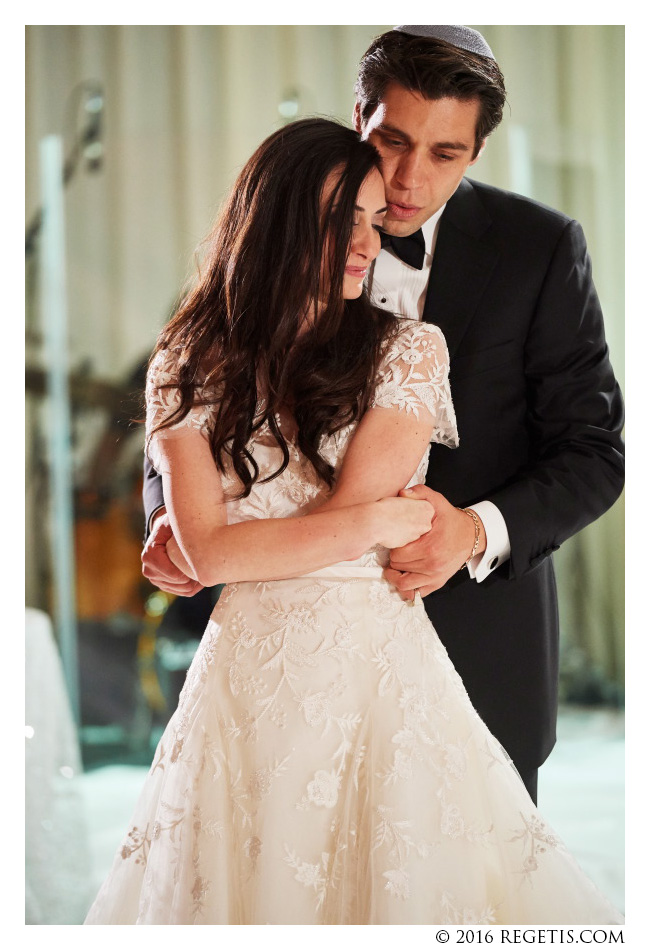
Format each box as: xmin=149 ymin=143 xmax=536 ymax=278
xmin=370 ymin=320 xmax=459 ymax=448
xmin=145 ymin=348 xmax=217 ymax=471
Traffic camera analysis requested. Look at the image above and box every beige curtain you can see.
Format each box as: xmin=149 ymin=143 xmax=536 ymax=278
xmin=25 ymin=25 xmax=624 ymax=689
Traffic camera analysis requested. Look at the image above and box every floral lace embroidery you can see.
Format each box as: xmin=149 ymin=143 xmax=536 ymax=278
xmin=120 ymin=805 xmax=184 ymax=865
xmin=373 ymin=804 xmax=435 ymax=901
xmin=371 ymin=320 xmax=459 ymax=448
xmin=508 ymin=813 xmax=562 ymax=885
xmin=440 ymin=891 xmax=500 ymax=925
xmin=284 ymin=846 xmax=330 ymax=910
xmin=145 ymin=348 xmax=219 ymax=471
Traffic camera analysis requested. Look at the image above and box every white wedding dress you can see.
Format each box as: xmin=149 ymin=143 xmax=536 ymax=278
xmin=86 ymin=320 xmax=622 ymax=925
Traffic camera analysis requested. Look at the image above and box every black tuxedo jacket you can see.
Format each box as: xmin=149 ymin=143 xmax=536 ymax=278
xmin=417 ymin=177 xmax=624 ymax=772
xmin=142 ymin=176 xmax=624 ymax=776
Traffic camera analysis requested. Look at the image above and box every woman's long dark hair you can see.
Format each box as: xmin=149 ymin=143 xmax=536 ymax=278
xmin=151 ymin=117 xmax=398 ymax=496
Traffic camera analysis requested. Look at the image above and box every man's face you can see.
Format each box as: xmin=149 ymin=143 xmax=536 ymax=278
xmin=356 ymin=82 xmax=483 ymax=237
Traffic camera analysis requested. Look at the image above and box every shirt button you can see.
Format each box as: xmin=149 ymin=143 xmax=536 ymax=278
xmin=380 ymin=297 xmax=387 ymax=303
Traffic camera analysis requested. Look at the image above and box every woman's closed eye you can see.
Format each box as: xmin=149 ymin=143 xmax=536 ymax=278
xmin=353 ymin=211 xmax=387 ymax=231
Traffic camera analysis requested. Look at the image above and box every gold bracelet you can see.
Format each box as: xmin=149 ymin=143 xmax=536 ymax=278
xmin=457 ymin=507 xmax=481 ymax=565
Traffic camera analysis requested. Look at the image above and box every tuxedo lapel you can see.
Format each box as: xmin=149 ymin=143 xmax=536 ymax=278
xmin=422 ymin=178 xmax=500 ymax=358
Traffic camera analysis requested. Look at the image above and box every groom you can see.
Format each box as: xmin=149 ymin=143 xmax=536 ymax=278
xmin=141 ymin=26 xmax=624 ymax=803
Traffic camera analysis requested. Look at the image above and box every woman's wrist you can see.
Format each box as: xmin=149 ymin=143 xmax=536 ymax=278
xmin=343 ymin=502 xmax=379 ymax=558
xmin=333 ymin=502 xmax=382 ymax=559
xmin=166 ymin=536 xmax=198 ymax=580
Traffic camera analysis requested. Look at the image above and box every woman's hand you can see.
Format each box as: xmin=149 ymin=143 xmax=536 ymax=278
xmin=373 ymin=494 xmax=434 ymax=549
xmin=166 ymin=534 xmax=199 ymax=581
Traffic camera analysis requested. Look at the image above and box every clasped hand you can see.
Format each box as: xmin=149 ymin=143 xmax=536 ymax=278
xmin=141 ymin=510 xmax=204 ymax=596
xmin=383 ymin=485 xmax=481 ymax=599
xmin=141 ymin=487 xmax=479 ymax=601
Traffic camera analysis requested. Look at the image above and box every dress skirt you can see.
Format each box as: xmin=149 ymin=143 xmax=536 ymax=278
xmin=85 ymin=566 xmax=622 ymax=925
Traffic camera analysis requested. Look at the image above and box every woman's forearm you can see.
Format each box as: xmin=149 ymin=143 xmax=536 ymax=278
xmin=179 ymin=503 xmax=380 ymax=588
xmin=167 ymin=535 xmax=199 ymax=580
xmin=156 ymin=420 xmax=432 ymax=588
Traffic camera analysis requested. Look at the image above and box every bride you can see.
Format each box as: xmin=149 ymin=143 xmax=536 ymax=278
xmin=85 ymin=118 xmax=622 ymax=925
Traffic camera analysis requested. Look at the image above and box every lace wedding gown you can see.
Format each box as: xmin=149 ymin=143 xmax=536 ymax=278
xmin=86 ymin=320 xmax=622 ymax=925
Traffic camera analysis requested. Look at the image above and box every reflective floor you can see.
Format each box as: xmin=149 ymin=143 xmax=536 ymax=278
xmin=70 ymin=705 xmax=625 ymax=923
xmin=537 ymin=706 xmax=624 ymax=913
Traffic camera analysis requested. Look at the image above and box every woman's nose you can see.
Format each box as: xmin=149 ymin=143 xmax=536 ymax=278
xmin=352 ymin=222 xmax=381 ymax=261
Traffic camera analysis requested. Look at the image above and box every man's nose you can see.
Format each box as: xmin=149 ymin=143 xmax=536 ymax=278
xmin=394 ymin=150 xmax=426 ymax=189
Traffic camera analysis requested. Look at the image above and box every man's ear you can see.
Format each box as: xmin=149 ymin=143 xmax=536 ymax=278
xmin=352 ymin=101 xmax=363 ymax=133
xmin=469 ymin=140 xmax=487 ymax=165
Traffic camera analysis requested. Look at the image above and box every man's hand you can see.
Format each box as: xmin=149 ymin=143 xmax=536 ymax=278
xmin=141 ymin=508 xmax=204 ymax=596
xmin=383 ymin=485 xmax=486 ymax=598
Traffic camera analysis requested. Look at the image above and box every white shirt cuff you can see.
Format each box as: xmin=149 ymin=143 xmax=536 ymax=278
xmin=465 ymin=500 xmax=511 ymax=582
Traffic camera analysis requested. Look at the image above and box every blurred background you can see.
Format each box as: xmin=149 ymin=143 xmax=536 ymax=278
xmin=25 ymin=25 xmax=624 ymax=924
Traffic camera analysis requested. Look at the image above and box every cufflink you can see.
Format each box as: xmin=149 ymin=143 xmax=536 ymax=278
xmin=489 ymin=557 xmax=498 ymax=570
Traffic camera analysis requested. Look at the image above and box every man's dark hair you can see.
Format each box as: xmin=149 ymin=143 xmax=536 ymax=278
xmin=355 ymin=30 xmax=507 ymax=157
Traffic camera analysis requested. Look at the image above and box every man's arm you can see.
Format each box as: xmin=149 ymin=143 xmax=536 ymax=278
xmin=387 ymin=219 xmax=624 ymax=595
xmin=142 ymin=454 xmax=165 ymax=539
xmin=486 ymin=219 xmax=624 ymax=578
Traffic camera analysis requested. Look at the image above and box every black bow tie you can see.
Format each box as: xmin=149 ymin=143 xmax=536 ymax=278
xmin=380 ymin=228 xmax=426 ymax=270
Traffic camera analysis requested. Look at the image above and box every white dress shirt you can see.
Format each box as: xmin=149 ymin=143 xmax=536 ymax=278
xmin=368 ymin=207 xmax=511 ymax=582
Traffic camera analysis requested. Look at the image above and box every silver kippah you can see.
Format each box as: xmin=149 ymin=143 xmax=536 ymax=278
xmin=393 ymin=25 xmax=495 ymax=60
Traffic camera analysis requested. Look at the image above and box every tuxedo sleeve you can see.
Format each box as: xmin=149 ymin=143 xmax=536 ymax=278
xmin=142 ymin=455 xmax=165 ymax=540
xmin=486 ymin=219 xmax=624 ymax=579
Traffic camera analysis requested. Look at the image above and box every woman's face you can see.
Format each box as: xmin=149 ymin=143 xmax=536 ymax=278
xmin=342 ymin=167 xmax=387 ymax=299
xmin=318 ymin=166 xmax=387 ymax=305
